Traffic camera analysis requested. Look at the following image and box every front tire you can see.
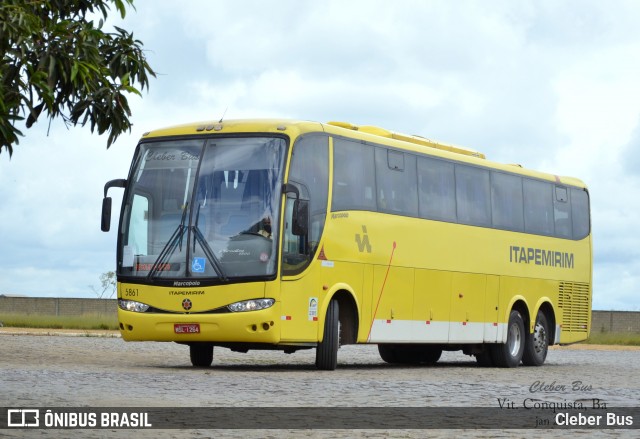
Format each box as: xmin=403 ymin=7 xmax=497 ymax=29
xmin=522 ymin=311 xmax=549 ymax=366
xmin=316 ymin=299 xmax=340 ymax=370
xmin=190 ymin=343 xmax=213 ymax=367
xmin=491 ymin=310 xmax=525 ymax=368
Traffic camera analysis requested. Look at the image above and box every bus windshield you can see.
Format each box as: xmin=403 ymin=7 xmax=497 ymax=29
xmin=119 ymin=136 xmax=287 ymax=282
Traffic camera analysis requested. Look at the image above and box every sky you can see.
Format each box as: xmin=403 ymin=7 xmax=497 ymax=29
xmin=1 ymin=0 xmax=639 ymax=310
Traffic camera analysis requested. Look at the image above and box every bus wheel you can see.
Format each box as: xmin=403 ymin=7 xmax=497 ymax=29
xmin=522 ymin=311 xmax=549 ymax=366
xmin=475 ymin=349 xmax=494 ymax=367
xmin=491 ymin=310 xmax=525 ymax=368
xmin=190 ymin=343 xmax=213 ymax=367
xmin=378 ymin=345 xmax=442 ymax=365
xmin=378 ymin=344 xmax=398 ymax=363
xmin=378 ymin=345 xmax=415 ymax=364
xmin=315 ymin=299 xmax=340 ymax=370
xmin=419 ymin=346 xmax=442 ymax=365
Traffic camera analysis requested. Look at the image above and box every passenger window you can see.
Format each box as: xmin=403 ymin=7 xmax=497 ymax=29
xmin=417 ymin=157 xmax=456 ymax=222
xmin=554 ymin=186 xmax=572 ymax=238
xmin=332 ymin=139 xmax=376 ymax=211
xmin=375 ymin=148 xmax=418 ymax=216
xmin=387 ymin=149 xmax=405 ymax=170
xmin=491 ymin=172 xmax=524 ymax=231
xmin=523 ymin=179 xmax=554 ymax=235
xmin=455 ymin=165 xmax=491 ymax=226
xmin=571 ymin=188 xmax=590 ymax=239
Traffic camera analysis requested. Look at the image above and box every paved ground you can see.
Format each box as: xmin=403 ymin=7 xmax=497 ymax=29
xmin=1 ymin=329 xmax=638 ymax=438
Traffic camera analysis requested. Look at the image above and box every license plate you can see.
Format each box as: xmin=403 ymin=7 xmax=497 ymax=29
xmin=174 ymin=323 xmax=200 ymax=334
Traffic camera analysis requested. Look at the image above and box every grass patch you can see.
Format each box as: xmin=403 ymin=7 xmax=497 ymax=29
xmin=0 ymin=313 xmax=118 ymax=330
xmin=585 ymin=332 xmax=640 ymax=346
xmin=1 ymin=313 xmax=640 ymax=345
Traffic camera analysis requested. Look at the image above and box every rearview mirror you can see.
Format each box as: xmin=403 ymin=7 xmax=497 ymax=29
xmin=101 ymin=179 xmax=126 ymax=232
xmin=101 ymin=197 xmax=113 ymax=232
xmin=292 ymin=199 xmax=309 ymax=236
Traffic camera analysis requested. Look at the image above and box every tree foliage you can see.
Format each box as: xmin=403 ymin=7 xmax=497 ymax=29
xmin=0 ymin=0 xmax=155 ymax=156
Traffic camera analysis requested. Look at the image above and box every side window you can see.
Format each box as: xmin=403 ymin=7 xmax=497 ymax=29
xmin=571 ymin=188 xmax=590 ymax=239
xmin=554 ymin=186 xmax=572 ymax=238
xmin=417 ymin=156 xmax=456 ymax=222
xmin=491 ymin=172 xmax=524 ymax=231
xmin=283 ymin=135 xmax=329 ymax=273
xmin=523 ymin=178 xmax=554 ymax=235
xmin=375 ymin=148 xmax=418 ymax=216
xmin=126 ymin=194 xmax=149 ymax=258
xmin=332 ymin=139 xmax=376 ymax=211
xmin=456 ymin=165 xmax=491 ymax=226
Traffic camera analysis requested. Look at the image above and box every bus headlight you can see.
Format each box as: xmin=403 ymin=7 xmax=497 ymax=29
xmin=118 ymin=299 xmax=150 ymax=313
xmin=228 ymin=298 xmax=275 ymax=313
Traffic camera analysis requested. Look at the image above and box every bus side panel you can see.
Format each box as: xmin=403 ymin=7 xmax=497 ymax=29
xmin=359 ymin=263 xmax=374 ymax=342
xmin=449 ymin=273 xmax=486 ymax=343
xmin=314 ymin=260 xmax=364 ymax=341
xmin=413 ymin=269 xmax=451 ymax=343
xmin=556 ymin=281 xmax=592 ymax=344
xmin=498 ymin=276 xmax=557 ymax=337
xmin=498 ymin=275 xmax=591 ymax=345
xmin=483 ymin=275 xmax=500 ymax=342
xmin=368 ymin=265 xmax=415 ymax=342
xmin=280 ymin=265 xmax=321 ymax=343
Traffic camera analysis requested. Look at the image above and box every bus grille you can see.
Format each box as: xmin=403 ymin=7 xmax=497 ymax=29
xmin=558 ymin=282 xmax=591 ymax=332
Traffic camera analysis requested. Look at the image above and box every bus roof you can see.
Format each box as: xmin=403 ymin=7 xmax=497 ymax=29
xmin=326 ymin=121 xmax=486 ymax=159
xmin=140 ymin=119 xmax=587 ymax=189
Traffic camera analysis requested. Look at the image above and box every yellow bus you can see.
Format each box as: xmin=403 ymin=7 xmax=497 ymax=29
xmin=101 ymin=119 xmax=592 ymax=370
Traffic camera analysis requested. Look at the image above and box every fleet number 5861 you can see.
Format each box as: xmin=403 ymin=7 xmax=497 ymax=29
xmin=124 ymin=288 xmax=139 ymax=297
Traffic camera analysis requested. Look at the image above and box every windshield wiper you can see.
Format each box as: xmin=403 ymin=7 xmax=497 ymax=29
xmin=193 ymin=203 xmax=228 ymax=282
xmin=148 ymin=203 xmax=229 ymax=282
xmin=147 ymin=203 xmax=189 ymax=279
xmin=178 ymin=202 xmax=188 ymax=251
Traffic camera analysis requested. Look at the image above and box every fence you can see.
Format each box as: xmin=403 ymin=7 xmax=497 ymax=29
xmin=1 ymin=296 xmax=639 ymax=333
xmin=591 ymin=310 xmax=640 ymax=334
xmin=0 ymin=296 xmax=116 ymax=317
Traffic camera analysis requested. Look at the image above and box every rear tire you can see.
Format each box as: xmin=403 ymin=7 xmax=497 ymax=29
xmin=419 ymin=346 xmax=442 ymax=365
xmin=190 ymin=344 xmax=213 ymax=367
xmin=475 ymin=348 xmax=494 ymax=367
xmin=522 ymin=311 xmax=549 ymax=366
xmin=316 ymin=300 xmax=340 ymax=370
xmin=378 ymin=344 xmax=442 ymax=365
xmin=378 ymin=344 xmax=398 ymax=363
xmin=378 ymin=344 xmax=416 ymax=364
xmin=491 ymin=310 xmax=525 ymax=368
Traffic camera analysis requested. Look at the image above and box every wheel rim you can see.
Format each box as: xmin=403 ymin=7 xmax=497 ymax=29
xmin=508 ymin=322 xmax=522 ymax=357
xmin=532 ymin=322 xmax=547 ymax=354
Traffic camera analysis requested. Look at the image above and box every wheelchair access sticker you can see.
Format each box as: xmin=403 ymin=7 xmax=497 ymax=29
xmin=191 ymin=257 xmax=206 ymax=273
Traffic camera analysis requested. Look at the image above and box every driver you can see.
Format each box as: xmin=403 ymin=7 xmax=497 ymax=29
xmin=258 ymin=217 xmax=272 ymax=238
